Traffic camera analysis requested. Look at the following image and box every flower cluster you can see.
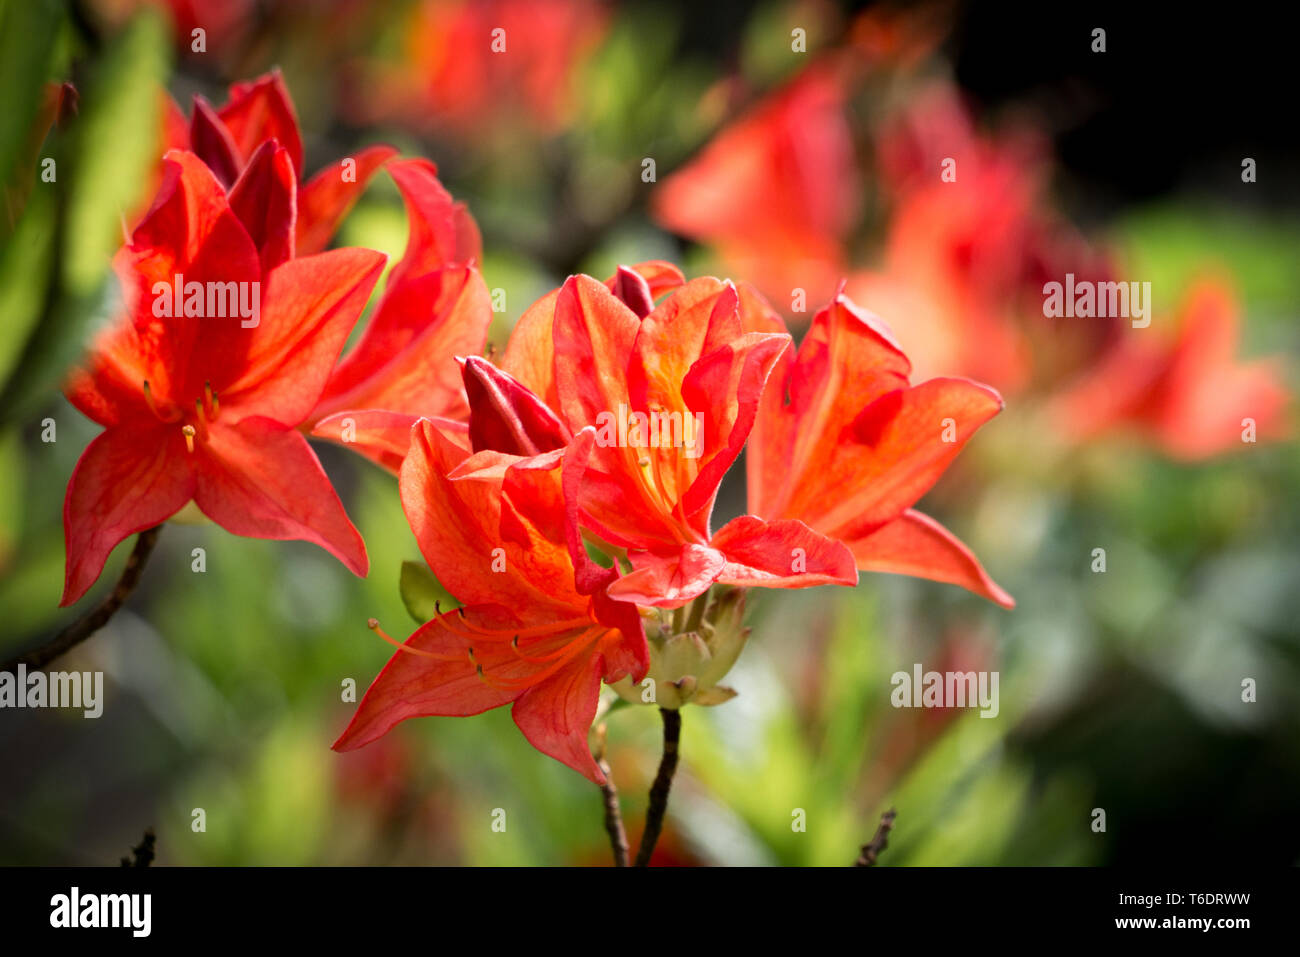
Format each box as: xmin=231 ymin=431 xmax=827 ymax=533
xmin=63 ymin=72 xmax=1010 ymax=782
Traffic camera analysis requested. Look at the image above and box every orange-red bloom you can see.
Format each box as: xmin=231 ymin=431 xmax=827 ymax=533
xmin=333 ymin=421 xmax=646 ymax=783
xmin=61 ymin=150 xmax=386 ymax=604
xmin=745 ymin=286 xmax=1014 ymax=607
xmin=500 ymin=266 xmax=858 ymax=608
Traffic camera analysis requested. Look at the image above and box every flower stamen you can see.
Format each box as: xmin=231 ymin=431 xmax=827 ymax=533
xmin=470 ymin=626 xmax=606 ymax=691
xmin=438 ymin=608 xmax=593 ymax=643
xmin=142 ymin=380 xmax=181 ymax=423
xmin=204 ymin=380 xmax=220 ymax=421
xmin=366 ymin=618 xmax=460 ymax=661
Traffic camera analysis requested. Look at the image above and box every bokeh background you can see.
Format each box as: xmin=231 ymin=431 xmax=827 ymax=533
xmin=1 ymin=0 xmax=1297 ymax=865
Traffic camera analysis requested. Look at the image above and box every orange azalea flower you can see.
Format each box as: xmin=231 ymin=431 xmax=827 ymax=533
xmin=1053 ymin=280 xmax=1290 ymax=460
xmin=744 ymin=284 xmax=1014 ymax=607
xmin=652 ymin=65 xmax=858 ymax=309
xmin=499 ymin=265 xmax=858 ymax=608
xmin=333 ymin=421 xmax=646 ymax=783
xmin=61 ymin=150 xmax=386 ymax=604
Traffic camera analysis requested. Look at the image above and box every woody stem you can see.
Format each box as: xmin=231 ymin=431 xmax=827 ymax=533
xmin=854 ymin=808 xmax=897 ymax=866
xmin=634 ymin=707 xmax=681 ymax=867
xmin=593 ymin=725 xmax=629 ymax=867
xmin=1 ymin=526 xmax=161 ymax=673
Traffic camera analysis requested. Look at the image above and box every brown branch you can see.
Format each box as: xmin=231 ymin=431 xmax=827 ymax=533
xmin=2 ymin=525 xmax=161 ymax=673
xmin=119 ymin=828 xmax=155 ymax=867
xmin=634 ymin=706 xmax=681 ymax=867
xmin=593 ymin=723 xmax=629 ymax=867
xmin=855 ymin=808 xmax=897 ymax=866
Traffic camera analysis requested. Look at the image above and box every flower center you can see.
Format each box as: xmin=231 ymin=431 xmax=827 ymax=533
xmin=142 ymin=379 xmax=220 ymax=452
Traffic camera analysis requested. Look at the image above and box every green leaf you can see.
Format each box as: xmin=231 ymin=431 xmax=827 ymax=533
xmin=0 ymin=9 xmax=169 ymax=423
xmin=399 ymin=560 xmax=453 ymax=625
xmin=63 ymin=10 xmax=169 ymax=295
xmin=0 ymin=0 xmax=64 ymax=221
xmin=0 ymin=426 xmax=22 ymax=570
xmin=0 ymin=186 xmax=56 ymax=391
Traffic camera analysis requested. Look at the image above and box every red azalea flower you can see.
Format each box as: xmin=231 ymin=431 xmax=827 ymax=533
xmin=652 ymin=65 xmax=858 ymax=309
xmin=498 ymin=266 xmax=858 ymax=609
xmin=1053 ymin=280 xmax=1290 ymax=459
xmin=161 ymin=69 xmax=397 ymax=254
xmin=744 ymin=285 xmax=1014 ymax=608
xmin=860 ymin=81 xmax=1115 ymax=395
xmin=344 ymin=0 xmax=608 ymax=137
xmin=333 ymin=421 xmax=647 ymax=783
xmin=308 ymin=158 xmax=490 ymax=472
xmin=61 ymin=149 xmax=386 ymax=605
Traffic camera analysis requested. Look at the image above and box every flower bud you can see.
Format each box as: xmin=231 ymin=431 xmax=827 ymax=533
xmin=612 ymin=587 xmax=749 ymax=709
xmin=461 ymin=355 xmax=570 ymax=455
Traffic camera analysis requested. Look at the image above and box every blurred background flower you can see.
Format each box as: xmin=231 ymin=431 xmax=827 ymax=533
xmin=1 ymin=0 xmax=1297 ymax=865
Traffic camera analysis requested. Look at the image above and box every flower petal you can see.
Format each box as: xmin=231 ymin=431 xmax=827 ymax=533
xmin=752 ymin=291 xmax=912 ymax=519
xmin=226 ymin=139 xmax=297 ymax=272
xmin=311 ymin=410 xmax=467 ymax=474
xmin=217 ymin=70 xmax=304 ymax=176
xmin=220 ymin=247 xmax=386 ymax=425
xmin=512 ymin=651 xmax=607 ymax=783
xmin=313 ymin=264 xmax=491 ymax=424
xmin=194 ymin=416 xmax=367 ymax=576
xmin=678 ymin=329 xmax=790 ymax=528
xmin=500 ymin=263 xmax=676 ymax=410
xmin=385 ymin=158 xmax=481 ymax=280
xmin=552 ymin=274 xmax=640 ymax=431
xmin=331 ymin=611 xmax=531 ymax=751
xmin=605 ymin=544 xmax=726 ymax=608
xmin=296 ymin=144 xmax=398 ymax=255
xmin=463 ymin=356 xmax=570 ymax=456
xmin=188 ymin=95 xmax=242 ymax=188
xmin=71 ymin=150 xmax=261 ymax=421
xmin=62 ymin=425 xmax=195 ymax=605
xmin=400 ymin=419 xmax=580 ymax=614
xmin=846 ymin=508 xmax=1014 ymax=608
xmin=786 ymin=376 xmax=1003 ymax=541
xmin=710 ymin=515 xmax=857 ymax=590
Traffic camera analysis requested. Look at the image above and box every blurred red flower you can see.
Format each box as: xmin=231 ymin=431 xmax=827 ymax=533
xmin=343 ymin=0 xmax=607 ymax=138
xmin=1053 ymin=280 xmax=1290 ymax=459
xmin=652 ymin=66 xmax=858 ymax=310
